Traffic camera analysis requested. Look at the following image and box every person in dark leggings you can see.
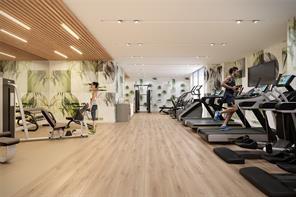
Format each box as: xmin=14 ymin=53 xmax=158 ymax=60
xmin=214 ymin=67 xmax=240 ymax=131
xmin=89 ymin=82 xmax=99 ymax=133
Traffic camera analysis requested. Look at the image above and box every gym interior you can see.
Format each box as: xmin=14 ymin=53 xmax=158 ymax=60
xmin=1 ymin=0 xmax=296 ymax=197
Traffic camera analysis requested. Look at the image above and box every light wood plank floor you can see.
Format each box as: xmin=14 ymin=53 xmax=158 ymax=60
xmin=2 ymin=113 xmax=285 ymax=197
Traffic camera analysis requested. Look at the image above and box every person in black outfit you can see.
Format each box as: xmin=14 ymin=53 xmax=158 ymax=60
xmin=214 ymin=67 xmax=240 ymax=131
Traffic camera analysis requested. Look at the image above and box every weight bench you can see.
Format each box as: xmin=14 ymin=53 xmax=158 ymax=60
xmin=41 ymin=110 xmax=68 ymax=139
xmin=41 ymin=109 xmax=88 ymax=139
xmin=0 ymin=137 xmax=20 ymax=163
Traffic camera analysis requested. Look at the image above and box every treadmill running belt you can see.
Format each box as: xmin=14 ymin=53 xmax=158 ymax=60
xmin=198 ymin=127 xmax=268 ymax=143
xmin=187 ymin=119 xmax=241 ymax=128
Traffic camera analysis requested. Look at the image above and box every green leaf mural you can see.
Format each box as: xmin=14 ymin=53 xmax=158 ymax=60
xmin=80 ymin=60 xmax=116 ymax=82
xmin=0 ymin=61 xmax=27 ymax=79
xmin=162 ymin=90 xmax=167 ymax=95
xmin=104 ymin=92 xmax=115 ymax=106
xmin=103 ymin=61 xmax=116 ymax=81
xmin=157 ymin=85 xmax=162 ymax=89
xmin=252 ymin=50 xmax=264 ymax=66
xmin=22 ymin=92 xmax=49 ymax=108
xmin=288 ymin=17 xmax=296 ymax=70
xmin=79 ymin=60 xmax=100 ymax=82
xmin=282 ymin=47 xmax=288 ymax=70
xmin=27 ymin=70 xmax=48 ymax=93
xmin=49 ymin=92 xmax=79 ymax=117
xmin=51 ymin=70 xmax=71 ymax=92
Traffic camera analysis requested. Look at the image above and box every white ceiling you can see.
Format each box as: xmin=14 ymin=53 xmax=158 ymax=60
xmin=64 ymin=0 xmax=296 ymax=77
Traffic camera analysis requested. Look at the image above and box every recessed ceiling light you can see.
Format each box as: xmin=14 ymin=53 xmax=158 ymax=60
xmin=0 ymin=10 xmax=31 ymax=30
xmin=61 ymin=23 xmax=79 ymax=40
xmin=134 ymin=20 xmax=140 ymax=24
xmin=0 ymin=51 xmax=16 ymax=58
xmin=196 ymin=56 xmax=209 ymax=58
xmin=252 ymin=20 xmax=259 ymax=24
xmin=236 ymin=20 xmax=242 ymax=24
xmin=126 ymin=43 xmax=132 ymax=47
xmin=130 ymin=56 xmax=143 ymax=58
xmin=137 ymin=43 xmax=143 ymax=46
xmin=210 ymin=43 xmax=215 ymax=46
xmin=70 ymin=46 xmax=83 ymax=55
xmin=0 ymin=29 xmax=27 ymax=43
xmin=117 ymin=20 xmax=123 ymax=24
xmin=221 ymin=43 xmax=227 ymax=46
xmin=54 ymin=50 xmax=68 ymax=59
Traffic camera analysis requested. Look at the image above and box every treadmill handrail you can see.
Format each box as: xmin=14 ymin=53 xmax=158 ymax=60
xmin=275 ymin=102 xmax=296 ymax=111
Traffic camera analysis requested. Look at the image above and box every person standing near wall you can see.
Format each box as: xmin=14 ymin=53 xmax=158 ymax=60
xmin=214 ymin=67 xmax=240 ymax=131
xmin=89 ymin=82 xmax=99 ymax=133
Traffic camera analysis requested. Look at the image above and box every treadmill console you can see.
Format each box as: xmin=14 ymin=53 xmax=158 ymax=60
xmin=277 ymin=75 xmax=295 ymax=87
xmin=236 ymin=84 xmax=268 ymax=99
xmin=257 ymin=84 xmax=269 ymax=93
xmin=249 ymin=84 xmax=268 ymax=96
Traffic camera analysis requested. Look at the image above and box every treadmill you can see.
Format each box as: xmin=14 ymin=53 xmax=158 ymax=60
xmin=213 ymin=74 xmax=296 ymax=164
xmin=182 ymin=90 xmax=221 ymax=125
xmin=177 ymin=85 xmax=203 ymax=121
xmin=240 ymin=101 xmax=296 ymax=197
xmin=198 ymin=84 xmax=270 ymax=143
xmin=184 ymin=90 xmax=245 ymax=128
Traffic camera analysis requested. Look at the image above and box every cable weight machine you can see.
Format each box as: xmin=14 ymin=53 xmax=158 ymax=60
xmin=134 ymin=84 xmax=151 ymax=113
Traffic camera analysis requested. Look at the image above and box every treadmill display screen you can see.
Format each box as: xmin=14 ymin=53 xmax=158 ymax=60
xmin=257 ymin=84 xmax=268 ymax=92
xmin=278 ymin=75 xmax=293 ymax=86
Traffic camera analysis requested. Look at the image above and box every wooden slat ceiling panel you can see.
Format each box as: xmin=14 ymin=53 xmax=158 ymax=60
xmin=0 ymin=41 xmax=45 ymax=60
xmin=0 ymin=0 xmax=112 ymax=60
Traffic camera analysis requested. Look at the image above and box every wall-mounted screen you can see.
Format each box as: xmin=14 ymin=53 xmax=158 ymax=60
xmin=248 ymin=60 xmax=277 ymax=87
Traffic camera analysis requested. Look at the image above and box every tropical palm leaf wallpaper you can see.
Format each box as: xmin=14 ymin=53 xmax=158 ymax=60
xmin=22 ymin=70 xmax=49 ymax=108
xmin=204 ymin=64 xmax=223 ymax=92
xmin=0 ymin=60 xmax=121 ymax=122
xmin=282 ymin=47 xmax=288 ymax=73
xmin=288 ymin=17 xmax=296 ymax=71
